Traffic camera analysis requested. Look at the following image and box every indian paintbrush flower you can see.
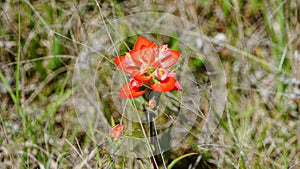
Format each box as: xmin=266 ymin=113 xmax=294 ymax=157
xmin=114 ymin=36 xmax=182 ymax=98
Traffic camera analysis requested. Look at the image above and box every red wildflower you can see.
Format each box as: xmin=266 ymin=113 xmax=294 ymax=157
xmin=109 ymin=124 xmax=124 ymax=140
xmin=114 ymin=36 xmax=182 ymax=98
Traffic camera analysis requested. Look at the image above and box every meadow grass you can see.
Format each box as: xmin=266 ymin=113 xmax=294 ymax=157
xmin=0 ymin=0 xmax=299 ymax=168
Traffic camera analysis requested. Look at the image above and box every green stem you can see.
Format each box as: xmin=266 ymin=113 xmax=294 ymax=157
xmin=149 ymin=112 xmax=157 ymax=169
xmin=143 ymin=104 xmax=157 ymax=169
xmin=145 ymin=91 xmax=161 ymax=169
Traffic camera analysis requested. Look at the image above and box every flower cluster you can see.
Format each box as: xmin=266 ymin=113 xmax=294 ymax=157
xmin=114 ymin=36 xmax=182 ymax=98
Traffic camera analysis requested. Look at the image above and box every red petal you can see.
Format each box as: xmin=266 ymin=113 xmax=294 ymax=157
xmin=133 ymin=73 xmax=152 ymax=83
xmin=119 ymin=84 xmax=146 ymax=98
xmin=130 ymin=48 xmax=158 ymax=67
xmin=129 ymin=50 xmax=143 ymax=66
xmin=109 ymin=124 xmax=124 ymax=139
xmin=173 ymin=80 xmax=182 ymax=90
xmin=134 ymin=36 xmax=157 ymax=51
xmin=150 ymin=77 xmax=176 ymax=92
xmin=114 ymin=56 xmax=139 ymax=75
xmin=170 ymin=50 xmax=180 ymax=58
xmin=114 ymin=55 xmax=126 ymax=67
xmin=160 ymin=50 xmax=180 ymax=68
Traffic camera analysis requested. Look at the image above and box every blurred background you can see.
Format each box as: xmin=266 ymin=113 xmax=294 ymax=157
xmin=0 ymin=0 xmax=299 ymax=168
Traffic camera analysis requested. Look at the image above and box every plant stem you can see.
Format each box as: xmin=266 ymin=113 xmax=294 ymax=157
xmin=144 ymin=104 xmax=158 ymax=169
xmin=145 ymin=91 xmax=161 ymax=169
xmin=149 ymin=112 xmax=158 ymax=169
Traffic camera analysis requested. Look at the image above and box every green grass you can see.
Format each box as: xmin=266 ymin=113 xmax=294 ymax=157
xmin=0 ymin=0 xmax=299 ymax=168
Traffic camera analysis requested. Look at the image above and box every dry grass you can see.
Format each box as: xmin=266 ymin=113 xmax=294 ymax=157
xmin=0 ymin=0 xmax=299 ymax=168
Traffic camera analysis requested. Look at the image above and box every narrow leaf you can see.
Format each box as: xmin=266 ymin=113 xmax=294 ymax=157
xmin=167 ymin=153 xmax=198 ymax=169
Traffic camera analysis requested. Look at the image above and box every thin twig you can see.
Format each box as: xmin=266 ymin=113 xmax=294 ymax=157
xmin=144 ymin=104 xmax=158 ymax=169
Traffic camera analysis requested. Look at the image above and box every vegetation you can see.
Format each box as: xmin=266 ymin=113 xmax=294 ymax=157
xmin=0 ymin=0 xmax=299 ymax=168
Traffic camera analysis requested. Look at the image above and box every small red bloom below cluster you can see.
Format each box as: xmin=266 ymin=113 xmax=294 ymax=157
xmin=109 ymin=124 xmax=124 ymax=140
xmin=114 ymin=36 xmax=182 ymax=98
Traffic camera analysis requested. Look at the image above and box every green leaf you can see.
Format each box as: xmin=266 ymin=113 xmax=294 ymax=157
xmin=167 ymin=153 xmax=198 ymax=169
xmin=138 ymin=160 xmax=147 ymax=169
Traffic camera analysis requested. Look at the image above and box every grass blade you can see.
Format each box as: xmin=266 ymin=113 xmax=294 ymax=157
xmin=167 ymin=153 xmax=198 ymax=169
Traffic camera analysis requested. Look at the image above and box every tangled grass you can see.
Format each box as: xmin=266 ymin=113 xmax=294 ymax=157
xmin=0 ymin=0 xmax=299 ymax=168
